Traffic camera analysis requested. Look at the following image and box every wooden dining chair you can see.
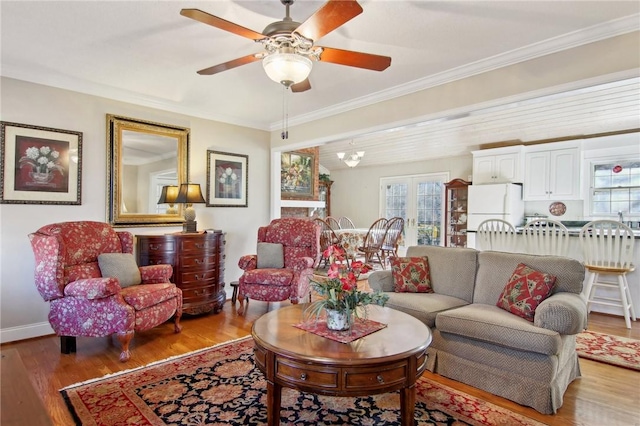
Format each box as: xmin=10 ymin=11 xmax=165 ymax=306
xmin=476 ymin=219 xmax=517 ymax=252
xmin=382 ymin=217 xmax=404 ymax=263
xmin=523 ymin=218 xmax=569 ymax=256
xmin=325 ymin=216 xmax=340 ymax=230
xmin=313 ymin=218 xmax=341 ymax=268
xmin=338 ymin=216 xmax=355 ymax=229
xmin=357 ymin=218 xmax=389 ymax=269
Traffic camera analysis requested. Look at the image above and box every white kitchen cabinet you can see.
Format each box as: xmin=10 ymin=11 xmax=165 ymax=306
xmin=472 ymin=146 xmax=523 ymax=184
xmin=523 ymin=145 xmax=581 ymax=201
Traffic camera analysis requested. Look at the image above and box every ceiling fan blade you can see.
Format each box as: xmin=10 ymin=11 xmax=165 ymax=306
xmin=180 ymin=9 xmax=265 ymax=40
xmin=291 ymin=78 xmax=311 ymax=93
xmin=197 ymin=54 xmax=261 ymax=75
xmin=295 ymin=0 xmax=363 ymax=41
xmin=318 ymin=46 xmax=391 ymax=71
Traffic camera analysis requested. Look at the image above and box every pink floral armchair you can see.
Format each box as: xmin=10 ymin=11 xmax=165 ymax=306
xmin=28 ymin=221 xmax=182 ymax=362
xmin=237 ymin=218 xmax=321 ymax=315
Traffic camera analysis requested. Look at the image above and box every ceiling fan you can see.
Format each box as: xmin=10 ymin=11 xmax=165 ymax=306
xmin=180 ymin=0 xmax=391 ymax=93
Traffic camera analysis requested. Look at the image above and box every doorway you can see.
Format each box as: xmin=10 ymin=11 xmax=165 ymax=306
xmin=380 ymin=173 xmax=449 ymax=247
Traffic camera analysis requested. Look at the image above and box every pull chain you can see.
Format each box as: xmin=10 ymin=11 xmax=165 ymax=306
xmin=281 ymin=84 xmax=289 ymax=139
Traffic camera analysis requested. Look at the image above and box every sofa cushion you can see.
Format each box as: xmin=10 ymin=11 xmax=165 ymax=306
xmin=405 ymin=246 xmax=477 ymax=303
xmin=384 ymin=292 xmax=469 ymax=328
xmin=390 ymin=256 xmax=433 ymax=293
xmin=474 ymin=251 xmax=585 ymax=305
xmin=257 ymin=242 xmax=284 ymax=269
xmin=119 ymin=283 xmax=179 ymax=311
xmin=435 ymin=304 xmax=562 ymax=356
xmin=497 ymin=263 xmax=556 ymax=321
xmin=97 ymin=253 xmax=141 ymax=288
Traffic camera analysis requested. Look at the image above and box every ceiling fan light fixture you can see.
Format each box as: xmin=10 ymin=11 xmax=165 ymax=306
xmin=263 ymin=52 xmax=312 ymax=86
xmin=337 ymin=152 xmax=346 ymax=160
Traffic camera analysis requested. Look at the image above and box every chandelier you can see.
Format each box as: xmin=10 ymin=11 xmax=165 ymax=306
xmin=337 ymin=142 xmax=365 ymax=168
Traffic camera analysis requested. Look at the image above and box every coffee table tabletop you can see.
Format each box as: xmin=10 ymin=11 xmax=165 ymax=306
xmin=251 ymin=304 xmax=432 ymax=426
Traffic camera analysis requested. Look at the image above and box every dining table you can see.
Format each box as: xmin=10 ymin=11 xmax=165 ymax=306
xmin=333 ymin=228 xmax=370 ymax=259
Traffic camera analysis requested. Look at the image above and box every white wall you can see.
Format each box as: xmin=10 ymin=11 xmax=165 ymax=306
xmin=328 ymin=155 xmax=472 ymax=228
xmin=0 ymin=77 xmax=271 ymax=342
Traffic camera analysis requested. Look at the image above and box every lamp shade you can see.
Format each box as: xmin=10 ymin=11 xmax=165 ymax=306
xmin=175 ymin=183 xmax=206 ymax=204
xmin=263 ymin=52 xmax=312 ymax=86
xmin=157 ymin=185 xmax=179 ymax=204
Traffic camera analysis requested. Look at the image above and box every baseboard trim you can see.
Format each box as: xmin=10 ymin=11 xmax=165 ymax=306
xmin=0 ymin=322 xmax=54 ymax=344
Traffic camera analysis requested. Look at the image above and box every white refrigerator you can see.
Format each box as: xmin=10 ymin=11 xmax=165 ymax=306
xmin=466 ymin=183 xmax=525 ymax=232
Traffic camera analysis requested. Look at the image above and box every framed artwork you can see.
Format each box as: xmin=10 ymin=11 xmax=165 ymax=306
xmin=1 ymin=121 xmax=82 ymax=205
xmin=206 ymin=150 xmax=248 ymax=207
xmin=281 ymin=151 xmax=314 ymax=197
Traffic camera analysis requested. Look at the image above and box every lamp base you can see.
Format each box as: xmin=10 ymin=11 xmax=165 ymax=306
xmin=182 ymin=221 xmax=198 ymax=233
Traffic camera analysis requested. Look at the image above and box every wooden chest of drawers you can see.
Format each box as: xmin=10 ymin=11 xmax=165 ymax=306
xmin=136 ymin=231 xmax=226 ymax=315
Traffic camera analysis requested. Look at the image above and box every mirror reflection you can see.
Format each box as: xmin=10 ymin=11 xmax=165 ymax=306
xmin=107 ymin=115 xmax=189 ymax=226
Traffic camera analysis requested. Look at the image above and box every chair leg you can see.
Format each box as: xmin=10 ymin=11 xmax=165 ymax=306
xmin=237 ymin=294 xmax=248 ymax=315
xmin=174 ymin=308 xmax=183 ymax=334
xmin=584 ymin=272 xmax=597 ymax=313
xmin=116 ymin=331 xmax=134 ymax=362
xmin=618 ymin=275 xmax=632 ymax=329
xmin=622 ymin=274 xmax=636 ymax=321
xmin=60 ymin=336 xmax=76 ymax=354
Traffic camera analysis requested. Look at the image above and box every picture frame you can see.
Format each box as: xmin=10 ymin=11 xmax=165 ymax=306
xmin=281 ymin=151 xmax=315 ymax=198
xmin=1 ymin=121 xmax=82 ymax=205
xmin=206 ymin=150 xmax=248 ymax=207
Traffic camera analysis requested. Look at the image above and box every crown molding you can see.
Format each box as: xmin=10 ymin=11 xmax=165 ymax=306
xmin=275 ymin=14 xmax=640 ymax=131
xmin=1 ymin=65 xmax=270 ymax=131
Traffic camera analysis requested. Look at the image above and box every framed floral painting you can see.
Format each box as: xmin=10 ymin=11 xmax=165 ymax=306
xmin=0 ymin=121 xmax=82 ymax=205
xmin=206 ymin=150 xmax=248 ymax=207
xmin=281 ymin=151 xmax=314 ymax=198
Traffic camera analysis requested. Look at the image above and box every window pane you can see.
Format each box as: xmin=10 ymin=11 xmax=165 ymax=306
xmin=593 ymin=190 xmax=610 ymax=202
xmin=594 ymin=176 xmax=611 ymax=188
xmin=593 ymin=202 xmax=609 ymax=213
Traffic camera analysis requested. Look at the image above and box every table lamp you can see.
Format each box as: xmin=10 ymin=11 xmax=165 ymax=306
xmin=157 ymin=185 xmax=179 ymax=215
xmin=175 ymin=183 xmax=206 ymax=233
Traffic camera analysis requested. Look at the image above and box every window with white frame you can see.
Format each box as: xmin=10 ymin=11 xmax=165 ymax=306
xmin=591 ymin=160 xmax=640 ymax=217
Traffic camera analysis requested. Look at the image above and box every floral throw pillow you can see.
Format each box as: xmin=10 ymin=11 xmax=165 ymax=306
xmin=390 ymin=256 xmax=433 ymax=293
xmin=496 ymin=263 xmax=557 ymax=321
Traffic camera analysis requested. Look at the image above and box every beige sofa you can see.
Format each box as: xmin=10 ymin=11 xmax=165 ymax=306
xmin=368 ymin=245 xmax=587 ymax=414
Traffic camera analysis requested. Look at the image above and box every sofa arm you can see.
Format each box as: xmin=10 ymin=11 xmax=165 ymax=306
xmin=238 ymin=254 xmax=257 ymax=271
xmin=368 ymin=270 xmax=395 ymax=292
xmin=139 ymin=264 xmax=173 ymax=283
xmin=534 ymin=292 xmax=588 ymax=335
xmin=64 ymin=278 xmax=120 ymax=300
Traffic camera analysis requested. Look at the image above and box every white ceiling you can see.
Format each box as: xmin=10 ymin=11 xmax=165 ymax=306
xmin=2 ymin=1 xmax=639 ymax=170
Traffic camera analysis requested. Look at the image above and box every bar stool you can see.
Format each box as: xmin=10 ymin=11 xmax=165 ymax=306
xmin=579 ymin=220 xmax=636 ymax=328
xmin=523 ymin=218 xmax=569 ymax=256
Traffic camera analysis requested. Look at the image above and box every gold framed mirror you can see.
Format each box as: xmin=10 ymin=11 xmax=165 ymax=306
xmin=107 ymin=114 xmax=189 ymax=227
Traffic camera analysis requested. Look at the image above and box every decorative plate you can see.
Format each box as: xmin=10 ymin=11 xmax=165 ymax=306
xmin=549 ymin=201 xmax=567 ymax=216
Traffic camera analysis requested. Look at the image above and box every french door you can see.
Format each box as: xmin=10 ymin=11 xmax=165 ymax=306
xmin=380 ymin=173 xmax=448 ymax=247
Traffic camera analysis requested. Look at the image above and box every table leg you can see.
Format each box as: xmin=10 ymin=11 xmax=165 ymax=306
xmin=266 ymin=380 xmax=282 ymax=426
xmin=400 ymin=385 xmax=416 ymax=426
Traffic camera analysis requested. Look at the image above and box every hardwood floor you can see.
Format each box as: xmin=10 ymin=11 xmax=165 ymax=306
xmin=1 ymin=299 xmax=639 ymax=426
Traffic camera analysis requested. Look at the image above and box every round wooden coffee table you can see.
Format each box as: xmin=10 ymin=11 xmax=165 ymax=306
xmin=251 ymin=304 xmax=432 ymax=426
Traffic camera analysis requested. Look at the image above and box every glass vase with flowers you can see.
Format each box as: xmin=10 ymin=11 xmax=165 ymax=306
xmin=305 ymin=245 xmax=389 ymax=331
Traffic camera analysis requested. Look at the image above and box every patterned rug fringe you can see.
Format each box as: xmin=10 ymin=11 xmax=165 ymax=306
xmin=59 ymin=335 xmax=251 ymax=391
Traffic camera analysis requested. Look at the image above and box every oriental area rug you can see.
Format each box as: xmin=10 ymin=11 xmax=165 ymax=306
xmin=61 ymin=337 xmax=544 ymax=426
xmin=576 ymin=330 xmax=640 ymax=371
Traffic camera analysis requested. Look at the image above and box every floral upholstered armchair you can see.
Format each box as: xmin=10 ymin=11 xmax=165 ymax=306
xmin=237 ymin=218 xmax=321 ymax=315
xmin=28 ymin=221 xmax=183 ymax=362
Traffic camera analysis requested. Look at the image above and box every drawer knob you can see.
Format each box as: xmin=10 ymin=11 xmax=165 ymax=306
xmin=195 ymin=243 xmax=204 ymax=248
xmin=300 ymin=373 xmax=307 ymax=381
xmin=376 ymin=375 xmax=384 ymax=384
xmin=195 ymin=259 xmax=203 ymax=264
xmin=150 ymin=244 xmax=160 ymax=250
